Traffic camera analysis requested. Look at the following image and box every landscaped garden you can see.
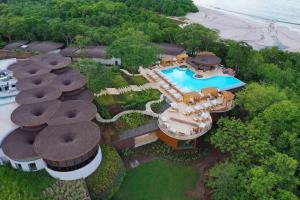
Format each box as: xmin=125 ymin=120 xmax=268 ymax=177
xmin=71 ymin=59 xmax=148 ymax=94
xmin=96 ymin=89 xmax=161 ymax=118
xmin=0 ymin=166 xmax=54 ymax=200
xmin=114 ymin=160 xmax=199 ymax=200
xmin=86 ymin=145 xmax=125 ymax=200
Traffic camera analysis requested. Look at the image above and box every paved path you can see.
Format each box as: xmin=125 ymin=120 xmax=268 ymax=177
xmin=120 ymin=69 xmax=143 ymax=76
xmin=95 ymin=94 xmax=164 ymax=123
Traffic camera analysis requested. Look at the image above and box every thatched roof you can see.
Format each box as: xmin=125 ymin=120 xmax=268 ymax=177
xmin=34 ymin=121 xmax=101 ymax=162
xmin=16 ymin=73 xmax=57 ymax=91
xmin=187 ymin=54 xmax=221 ymax=69
xmin=16 ymin=86 xmax=62 ymax=105
xmin=11 ymin=100 xmax=61 ymax=127
xmin=26 ymin=41 xmax=64 ymax=53
xmin=202 ymin=87 xmax=219 ymax=97
xmin=7 ymin=60 xmax=40 ymax=72
xmin=13 ymin=65 xmax=51 ymax=80
xmin=158 ymin=43 xmax=185 ymax=56
xmin=60 ymin=46 xmax=80 ymax=57
xmin=31 ymin=54 xmax=72 ymax=71
xmin=77 ymin=46 xmax=106 ymax=58
xmin=3 ymin=41 xmax=29 ymax=51
xmin=47 ymin=100 xmax=97 ymax=126
xmin=51 ymin=73 xmax=86 ymax=93
xmin=60 ymin=89 xmax=93 ymax=102
xmin=1 ymin=128 xmax=40 ymax=161
xmin=222 ymin=91 xmax=235 ymax=101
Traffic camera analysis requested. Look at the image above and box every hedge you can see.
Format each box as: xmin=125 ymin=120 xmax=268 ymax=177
xmin=86 ymin=145 xmax=125 ymax=200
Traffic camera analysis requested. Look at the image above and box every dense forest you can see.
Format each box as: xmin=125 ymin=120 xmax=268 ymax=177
xmin=113 ymin=0 xmax=198 ymax=16
xmin=1 ymin=0 xmax=300 ymax=199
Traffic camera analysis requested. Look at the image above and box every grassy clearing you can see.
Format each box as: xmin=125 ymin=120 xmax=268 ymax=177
xmin=114 ymin=160 xmax=199 ymax=200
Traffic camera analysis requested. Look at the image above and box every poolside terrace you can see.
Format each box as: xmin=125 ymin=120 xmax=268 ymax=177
xmin=140 ymin=63 xmax=237 ymax=141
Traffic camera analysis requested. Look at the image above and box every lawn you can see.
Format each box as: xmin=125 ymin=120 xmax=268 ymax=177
xmin=114 ymin=160 xmax=199 ymax=200
xmin=0 ymin=166 xmax=54 ymax=200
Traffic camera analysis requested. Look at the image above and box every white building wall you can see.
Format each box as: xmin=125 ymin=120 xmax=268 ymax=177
xmin=45 ymin=147 xmax=102 ymax=181
xmin=93 ymin=58 xmax=121 ymax=66
xmin=9 ymin=158 xmax=45 ymax=172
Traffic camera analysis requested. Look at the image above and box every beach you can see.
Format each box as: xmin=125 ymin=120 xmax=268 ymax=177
xmin=185 ymin=6 xmax=300 ymax=52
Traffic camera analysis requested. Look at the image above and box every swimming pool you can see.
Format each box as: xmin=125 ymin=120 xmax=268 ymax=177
xmin=160 ymin=67 xmax=245 ymax=91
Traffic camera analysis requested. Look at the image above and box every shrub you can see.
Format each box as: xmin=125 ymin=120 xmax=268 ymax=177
xmin=0 ymin=166 xmax=54 ymax=200
xmin=114 ymin=113 xmax=152 ymax=131
xmin=86 ymin=145 xmax=125 ymax=200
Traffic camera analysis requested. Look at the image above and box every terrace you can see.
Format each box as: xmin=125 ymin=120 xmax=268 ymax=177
xmin=140 ymin=52 xmax=241 ymax=141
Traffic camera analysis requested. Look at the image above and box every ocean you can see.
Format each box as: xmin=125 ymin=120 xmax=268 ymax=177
xmin=194 ymin=0 xmax=300 ymax=27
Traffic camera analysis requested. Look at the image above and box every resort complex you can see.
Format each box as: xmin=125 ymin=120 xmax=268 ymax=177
xmin=1 ymin=1 xmax=300 ymax=199
xmin=0 ymin=41 xmax=245 ymax=177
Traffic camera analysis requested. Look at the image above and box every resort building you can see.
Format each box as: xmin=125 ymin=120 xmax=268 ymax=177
xmin=0 ymin=51 xmax=102 ymax=180
xmin=60 ymin=46 xmax=121 ymax=66
xmin=141 ymin=52 xmax=245 ymax=149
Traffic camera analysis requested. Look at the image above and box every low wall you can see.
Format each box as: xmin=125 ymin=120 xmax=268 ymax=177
xmin=45 ymin=147 xmax=102 ymax=181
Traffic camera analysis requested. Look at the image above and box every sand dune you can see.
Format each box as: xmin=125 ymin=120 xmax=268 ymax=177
xmin=185 ymin=6 xmax=300 ymax=52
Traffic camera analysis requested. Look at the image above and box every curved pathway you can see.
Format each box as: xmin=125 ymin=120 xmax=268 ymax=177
xmin=95 ymin=94 xmax=164 ymax=123
xmin=120 ymin=69 xmax=143 ymax=76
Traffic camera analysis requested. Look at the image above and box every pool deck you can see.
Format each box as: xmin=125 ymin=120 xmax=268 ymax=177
xmin=140 ymin=64 xmax=237 ymax=141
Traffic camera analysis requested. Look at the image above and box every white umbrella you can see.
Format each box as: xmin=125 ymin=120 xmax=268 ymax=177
xmin=171 ymin=102 xmax=178 ymax=109
xmin=198 ymin=122 xmax=206 ymax=128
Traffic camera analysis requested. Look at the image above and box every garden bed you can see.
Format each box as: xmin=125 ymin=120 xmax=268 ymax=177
xmin=71 ymin=59 xmax=148 ymax=93
xmin=86 ymin=145 xmax=125 ymax=200
xmin=96 ymin=89 xmax=161 ymax=119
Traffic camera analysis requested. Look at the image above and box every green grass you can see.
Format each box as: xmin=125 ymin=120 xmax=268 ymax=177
xmin=0 ymin=166 xmax=54 ymax=200
xmin=114 ymin=160 xmax=199 ymax=200
xmin=125 ymin=75 xmax=148 ymax=85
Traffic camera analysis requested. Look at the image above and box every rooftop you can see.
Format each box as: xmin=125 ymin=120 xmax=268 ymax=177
xmin=157 ymin=43 xmax=185 ymax=56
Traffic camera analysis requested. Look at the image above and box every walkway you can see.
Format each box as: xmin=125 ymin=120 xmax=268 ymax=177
xmin=94 ymin=83 xmax=156 ymax=97
xmin=95 ymin=94 xmax=164 ymax=123
xmin=120 ymin=68 xmax=143 ymax=76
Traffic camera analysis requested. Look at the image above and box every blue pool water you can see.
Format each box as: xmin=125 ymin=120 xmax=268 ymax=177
xmin=160 ymin=67 xmax=245 ymax=91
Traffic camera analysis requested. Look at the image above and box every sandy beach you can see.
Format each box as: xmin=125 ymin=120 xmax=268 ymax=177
xmin=185 ymin=6 xmax=300 ymax=52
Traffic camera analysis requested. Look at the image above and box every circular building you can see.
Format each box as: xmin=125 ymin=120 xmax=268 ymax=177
xmin=34 ymin=121 xmax=102 ymax=180
xmin=11 ymin=100 xmax=61 ymax=129
xmin=1 ymin=128 xmax=44 ymax=171
xmin=52 ymin=67 xmax=80 ymax=75
xmin=16 ymin=86 xmax=62 ymax=105
xmin=51 ymin=73 xmax=86 ymax=95
xmin=187 ymin=55 xmax=221 ymax=70
xmin=16 ymin=73 xmax=57 ymax=91
xmin=13 ymin=64 xmax=51 ymax=80
xmin=60 ymin=89 xmax=93 ymax=102
xmin=7 ymin=60 xmax=40 ymax=72
xmin=47 ymin=100 xmax=97 ymax=126
xmin=31 ymin=54 xmax=72 ymax=72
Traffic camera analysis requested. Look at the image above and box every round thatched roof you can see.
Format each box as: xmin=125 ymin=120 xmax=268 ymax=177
xmin=16 ymin=73 xmax=57 ymax=91
xmin=13 ymin=65 xmax=51 ymax=80
xmin=51 ymin=73 xmax=86 ymax=93
xmin=7 ymin=60 xmax=40 ymax=72
xmin=47 ymin=100 xmax=97 ymax=126
xmin=31 ymin=54 xmax=72 ymax=71
xmin=11 ymin=100 xmax=61 ymax=127
xmin=60 ymin=89 xmax=93 ymax=102
xmin=187 ymin=55 xmax=221 ymax=68
xmin=16 ymin=86 xmax=62 ymax=105
xmin=202 ymin=87 xmax=219 ymax=97
xmin=1 ymin=128 xmax=40 ymax=161
xmin=34 ymin=121 xmax=101 ymax=162
xmin=52 ymin=67 xmax=80 ymax=75
xmin=222 ymin=91 xmax=235 ymax=101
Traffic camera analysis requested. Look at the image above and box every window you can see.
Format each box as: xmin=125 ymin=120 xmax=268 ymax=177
xmin=29 ymin=163 xmax=37 ymax=171
xmin=15 ymin=163 xmax=22 ymax=170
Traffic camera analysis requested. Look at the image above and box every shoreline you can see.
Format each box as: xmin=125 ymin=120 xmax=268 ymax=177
xmin=184 ymin=6 xmax=300 ymax=52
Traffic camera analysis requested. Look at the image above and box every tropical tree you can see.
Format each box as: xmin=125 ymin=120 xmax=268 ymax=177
xmin=177 ymin=23 xmax=219 ymax=55
xmin=106 ymin=31 xmax=161 ymax=73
